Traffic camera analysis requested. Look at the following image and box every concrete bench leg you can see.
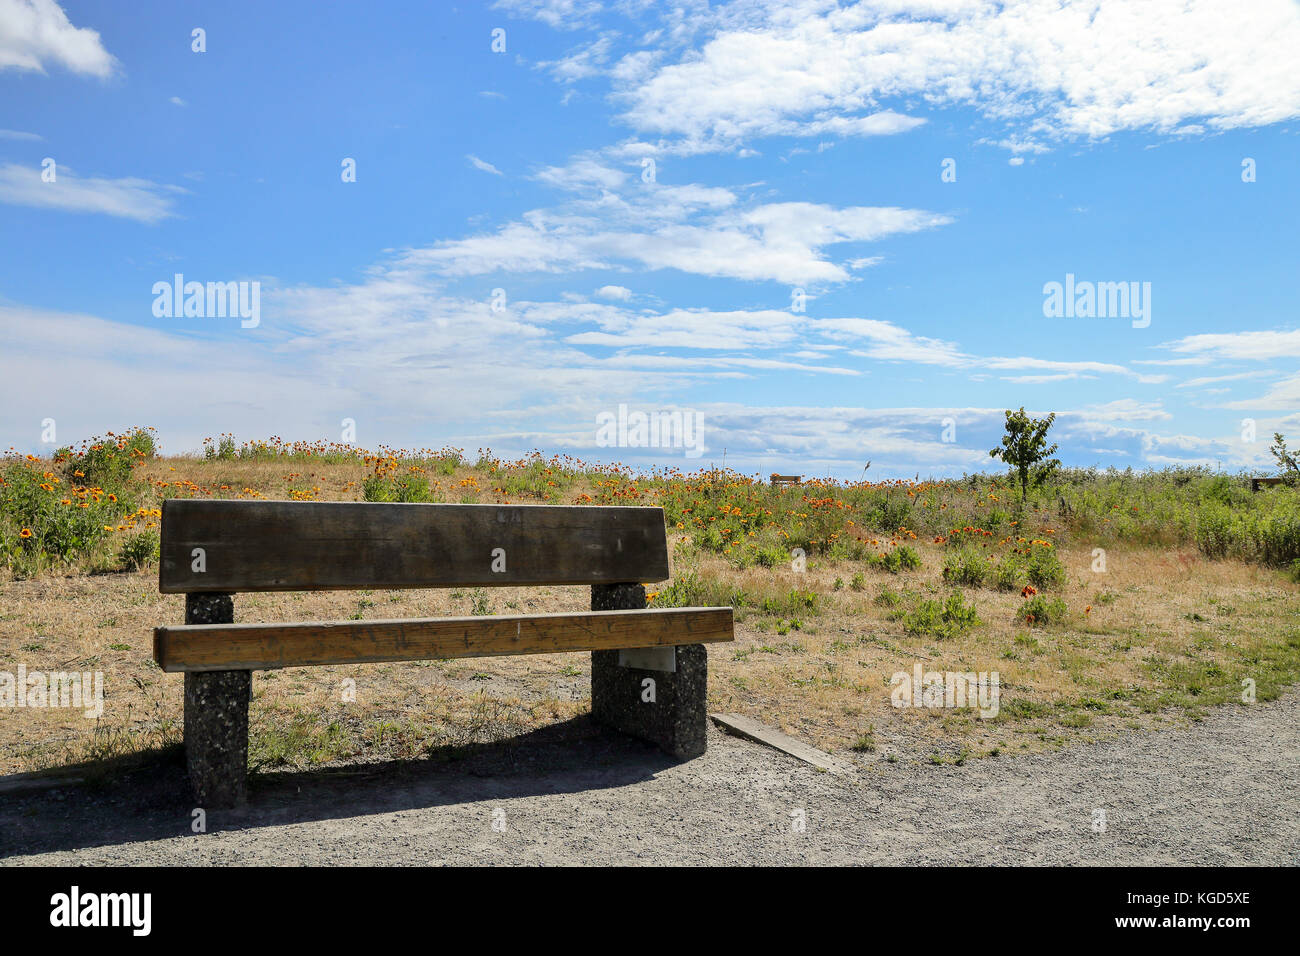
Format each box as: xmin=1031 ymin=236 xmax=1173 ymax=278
xmin=590 ymin=583 xmax=707 ymax=759
xmin=183 ymin=593 xmax=250 ymax=809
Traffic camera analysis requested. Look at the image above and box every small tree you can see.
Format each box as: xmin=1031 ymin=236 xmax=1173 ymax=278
xmin=1270 ymin=433 xmax=1300 ymax=485
xmin=989 ymin=406 xmax=1060 ymax=501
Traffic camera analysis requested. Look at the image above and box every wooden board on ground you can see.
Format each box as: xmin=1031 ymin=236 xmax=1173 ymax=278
xmin=154 ymin=606 xmax=734 ymax=672
xmin=710 ymin=712 xmax=848 ymax=773
xmin=159 ymin=500 xmax=670 ymax=593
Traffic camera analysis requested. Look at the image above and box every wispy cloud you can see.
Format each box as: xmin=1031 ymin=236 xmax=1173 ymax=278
xmin=493 ymin=0 xmax=603 ymax=31
xmin=0 ymin=162 xmax=184 ymax=222
xmin=466 ymin=154 xmax=503 ymax=176
xmin=1176 ymin=370 xmax=1274 ymax=389
xmin=1162 ymin=329 xmax=1300 ymax=361
xmin=403 ymin=168 xmax=951 ymax=285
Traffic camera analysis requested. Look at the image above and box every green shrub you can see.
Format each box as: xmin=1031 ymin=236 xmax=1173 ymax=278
xmin=827 ymin=537 xmax=867 ymax=561
xmin=873 ymin=587 xmax=902 ymax=608
xmin=903 ymin=592 xmax=980 ymax=639
xmin=941 ymin=549 xmax=988 ymax=588
xmin=785 ymin=588 xmax=818 ymax=613
xmin=992 ymin=557 xmax=1024 ymax=591
xmin=1018 ymin=595 xmax=1068 ymax=627
xmin=363 ymin=471 xmax=430 ymax=503
xmin=118 ymin=531 xmax=160 ymax=570
xmin=1024 ymin=546 xmax=1065 ymax=589
xmin=394 ymin=474 xmax=430 ymax=502
xmin=890 ymin=545 xmax=921 ymax=572
xmin=1194 ymin=504 xmax=1233 ymax=559
xmin=431 ymin=453 xmax=461 ymax=476
xmin=1 ymin=461 xmax=125 ymax=572
xmin=59 ymin=428 xmax=155 ymax=489
xmin=203 ymin=434 xmax=237 ymax=460
xmin=362 ymin=473 xmax=392 ymax=502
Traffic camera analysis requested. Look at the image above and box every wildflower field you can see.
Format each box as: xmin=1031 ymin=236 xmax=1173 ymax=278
xmin=3 ymin=429 xmax=1299 ymax=779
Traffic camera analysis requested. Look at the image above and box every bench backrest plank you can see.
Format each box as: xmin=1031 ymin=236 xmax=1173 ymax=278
xmin=159 ymin=499 xmax=669 ymax=593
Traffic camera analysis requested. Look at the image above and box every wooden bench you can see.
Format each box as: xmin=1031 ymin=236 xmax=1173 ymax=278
xmin=152 ymin=499 xmax=734 ymax=807
xmin=770 ymin=474 xmax=802 ymax=488
xmin=1250 ymin=476 xmax=1286 ymax=492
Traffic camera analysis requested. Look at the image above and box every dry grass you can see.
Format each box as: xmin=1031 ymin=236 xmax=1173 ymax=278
xmin=3 ymin=454 xmax=1298 ymax=777
xmin=700 ymin=542 xmax=1300 ymax=761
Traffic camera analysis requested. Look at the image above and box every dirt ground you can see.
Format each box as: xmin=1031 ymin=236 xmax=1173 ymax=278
xmin=3 ymin=689 xmax=1296 ymax=866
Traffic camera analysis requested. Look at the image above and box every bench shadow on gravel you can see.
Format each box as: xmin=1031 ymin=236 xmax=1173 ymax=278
xmin=0 ymin=717 xmax=672 ymax=860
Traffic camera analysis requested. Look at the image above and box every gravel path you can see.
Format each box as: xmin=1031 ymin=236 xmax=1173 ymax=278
xmin=4 ymin=693 xmax=1297 ymax=865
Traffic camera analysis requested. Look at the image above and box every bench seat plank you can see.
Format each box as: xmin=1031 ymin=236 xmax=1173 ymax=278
xmin=159 ymin=500 xmax=671 ymax=593
xmin=154 ymin=607 xmax=733 ymax=672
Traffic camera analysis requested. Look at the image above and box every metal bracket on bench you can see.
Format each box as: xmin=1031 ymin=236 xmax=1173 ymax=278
xmin=617 ymin=645 xmax=677 ymax=673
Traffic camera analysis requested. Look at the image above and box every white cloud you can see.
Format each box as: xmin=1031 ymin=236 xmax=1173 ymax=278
xmin=0 ymin=162 xmax=183 ymax=222
xmin=542 ymin=33 xmax=617 ymax=82
xmin=467 ymin=154 xmax=504 ymax=176
xmin=1176 ymin=370 xmax=1274 ymax=389
xmin=0 ymin=128 xmax=41 ymax=141
xmin=0 ymin=290 xmax=1220 ymax=475
xmin=403 ymin=193 xmax=950 ymax=286
xmin=983 ymin=355 xmax=1168 ymax=385
xmin=534 ymin=157 xmax=628 ymax=191
xmin=821 ymin=317 xmax=966 ymax=366
xmin=1220 ymin=374 xmax=1300 ymax=412
xmin=609 ymin=0 xmax=1300 ymax=152
xmin=493 ymin=0 xmax=603 ymax=31
xmin=1064 ymin=399 xmax=1172 ymax=423
xmin=594 ymin=284 xmax=633 ymax=300
xmin=0 ymin=305 xmax=325 ymax=454
xmin=0 ymin=0 xmax=116 ymax=78
xmin=1133 ymin=357 xmax=1211 ymax=367
xmin=169 ymin=96 xmax=186 ymax=107
xmin=566 ymin=307 xmax=804 ymax=350
xmin=820 ymin=318 xmax=1162 ymax=383
xmin=1000 ymin=372 xmax=1083 ymax=384
xmin=1162 ymin=329 xmax=1300 ymax=361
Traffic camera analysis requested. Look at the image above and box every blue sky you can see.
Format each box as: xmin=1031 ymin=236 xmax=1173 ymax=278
xmin=2 ymin=0 xmax=1299 ymax=478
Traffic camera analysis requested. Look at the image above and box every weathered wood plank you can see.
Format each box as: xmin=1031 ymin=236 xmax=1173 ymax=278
xmin=159 ymin=500 xmax=669 ymax=593
xmin=709 ymin=712 xmax=849 ymax=773
xmin=154 ymin=607 xmax=733 ymax=672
